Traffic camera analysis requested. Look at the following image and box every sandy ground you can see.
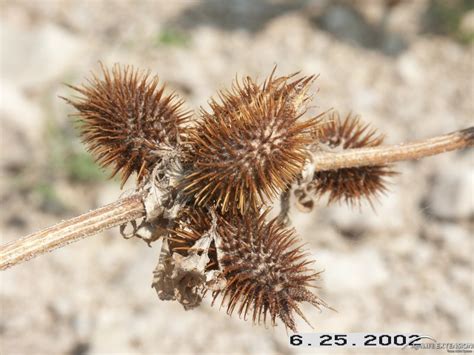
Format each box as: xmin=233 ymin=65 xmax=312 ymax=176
xmin=0 ymin=1 xmax=473 ymax=354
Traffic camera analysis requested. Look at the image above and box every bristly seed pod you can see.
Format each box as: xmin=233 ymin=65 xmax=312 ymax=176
xmin=181 ymin=70 xmax=323 ymax=214
xmin=168 ymin=208 xmax=325 ymax=331
xmin=213 ymin=211 xmax=325 ymax=332
xmin=307 ymin=111 xmax=396 ymax=206
xmin=64 ymin=63 xmax=190 ymax=186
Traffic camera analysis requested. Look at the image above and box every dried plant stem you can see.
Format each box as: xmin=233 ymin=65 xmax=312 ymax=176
xmin=0 ymin=128 xmax=472 ymax=271
xmin=312 ymin=127 xmax=473 ymax=171
xmin=0 ymin=194 xmax=144 ymax=270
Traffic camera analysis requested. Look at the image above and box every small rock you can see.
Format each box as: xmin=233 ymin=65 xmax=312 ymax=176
xmin=397 ymin=52 xmax=423 ymax=83
xmin=315 ymin=248 xmax=389 ymax=292
xmin=438 ymin=224 xmax=472 ymax=261
xmin=0 ymin=80 xmax=43 ymax=170
xmin=460 ymin=9 xmax=474 ymax=35
xmin=326 ymin=185 xmax=407 ymax=233
xmin=427 ymin=165 xmax=474 ymax=220
xmin=435 ymin=285 xmax=471 ymax=334
xmin=0 ymin=22 xmax=85 ymax=89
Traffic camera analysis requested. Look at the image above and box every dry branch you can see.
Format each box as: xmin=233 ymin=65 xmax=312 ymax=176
xmin=312 ymin=127 xmax=473 ymax=171
xmin=0 ymin=194 xmax=144 ymax=270
xmin=0 ymin=127 xmax=472 ymax=271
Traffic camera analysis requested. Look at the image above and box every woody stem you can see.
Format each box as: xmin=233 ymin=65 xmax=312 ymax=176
xmin=0 ymin=194 xmax=145 ymax=270
xmin=311 ymin=127 xmax=473 ymax=171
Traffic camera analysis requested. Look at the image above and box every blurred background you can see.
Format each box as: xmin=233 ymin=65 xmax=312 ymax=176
xmin=0 ymin=0 xmax=473 ymax=354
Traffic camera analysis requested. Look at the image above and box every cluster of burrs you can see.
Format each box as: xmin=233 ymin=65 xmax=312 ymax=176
xmin=66 ymin=63 xmax=394 ymax=332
